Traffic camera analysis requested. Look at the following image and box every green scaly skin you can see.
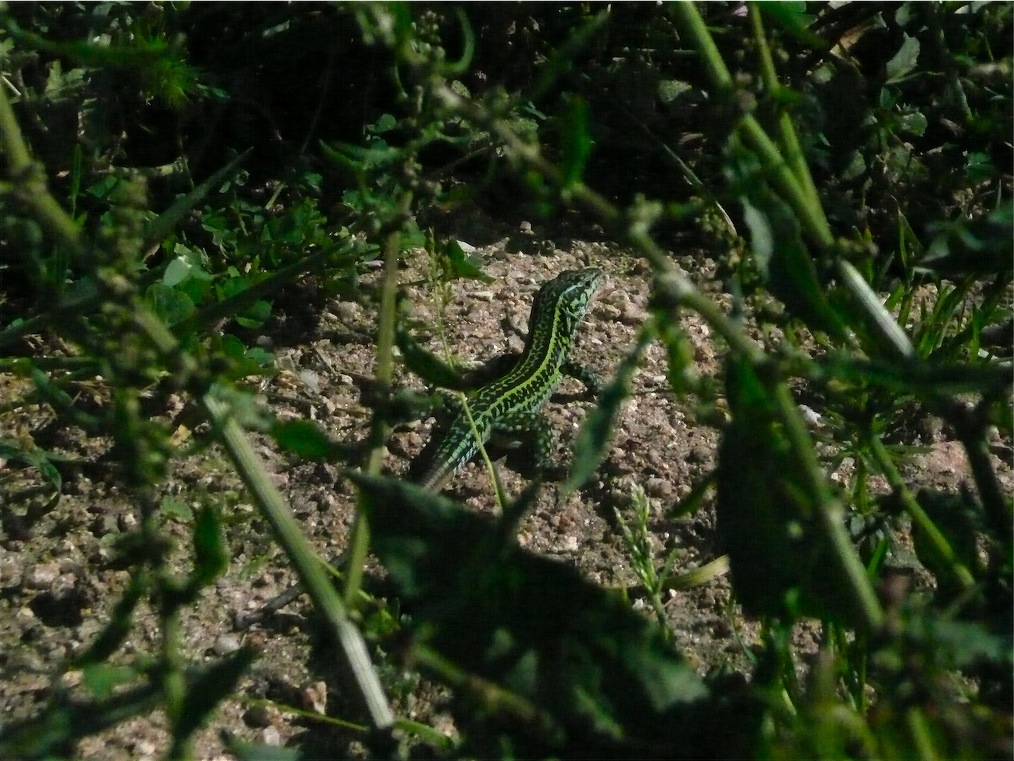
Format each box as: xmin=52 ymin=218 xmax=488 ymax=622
xmin=417 ymin=268 xmax=604 ymax=492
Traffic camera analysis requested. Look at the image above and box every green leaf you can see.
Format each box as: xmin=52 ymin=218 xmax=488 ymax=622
xmin=440 ymin=238 xmax=492 ymax=282
xmin=370 ymin=112 xmax=398 ymax=133
xmin=886 ymin=34 xmax=921 ymax=84
xmin=740 ymin=191 xmax=849 ymax=340
xmin=0 ymin=437 xmax=62 ymax=491
xmin=149 ymin=283 xmax=197 ymax=326
xmin=175 ymin=245 xmax=214 ymax=280
xmin=321 ymin=139 xmax=401 ymax=174
xmin=147 ymin=282 xmax=196 ymax=327
xmin=82 ymin=664 xmax=137 ymax=701
xmin=235 ymin=299 xmax=271 ymax=329
xmin=302 ymin=171 xmax=323 ymax=193
xmin=841 ymin=151 xmax=867 ymax=182
xmin=564 ymin=324 xmax=651 ymax=493
xmin=897 ymin=110 xmax=928 ymax=137
xmin=271 ymin=419 xmax=348 ymax=460
xmin=144 ymin=149 xmax=251 ymax=247
xmin=837 ymin=260 xmax=914 ymax=358
xmin=220 ymin=274 xmax=251 ymax=300
xmin=396 ymin=317 xmax=470 ymax=390
xmin=717 ymin=359 xmax=853 ymax=621
xmin=87 ymin=175 xmax=119 ymax=199
xmin=560 ymin=94 xmax=592 ymax=188
xmin=349 ymin=471 xmax=714 ymax=754
xmin=966 ymin=151 xmax=995 ymax=183
xmin=191 ymin=505 xmax=227 ymax=588
xmin=216 ymin=335 xmax=274 ymax=379
xmin=201 ymin=210 xmax=231 ymax=244
xmin=657 ymin=79 xmax=692 ymax=105
xmin=160 ymin=495 xmax=193 ymax=521
xmin=206 ymin=383 xmax=273 ymax=430
xmin=163 ymin=256 xmax=192 ymax=288
xmin=921 ymin=202 xmax=1014 ymax=277
xmin=904 ymin=610 xmax=1012 ymax=669
xmin=760 ymin=3 xmax=823 ymax=47
xmin=220 ymin=334 xmax=247 ymax=360
xmin=742 ymin=199 xmax=774 ymax=275
xmin=179 ymin=276 xmax=213 ymax=310
xmin=242 ymin=345 xmax=274 ymax=368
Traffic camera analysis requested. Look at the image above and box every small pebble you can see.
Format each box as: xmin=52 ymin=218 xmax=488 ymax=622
xmin=214 ymin=634 xmax=242 ymax=656
xmin=619 ymin=301 xmax=646 ymax=326
xmin=299 ymin=370 xmax=320 ymax=393
xmin=333 ymin=301 xmax=360 ymax=324
xmin=798 ymin=404 xmax=824 ymax=427
xmin=301 ymin=680 xmax=328 ymax=714
xmin=27 ymin=563 xmax=60 ymax=589
xmin=644 ymin=477 xmax=669 ymax=499
xmin=557 ymin=535 xmax=579 ymax=553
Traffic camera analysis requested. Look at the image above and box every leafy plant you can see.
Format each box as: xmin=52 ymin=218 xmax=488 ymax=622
xmin=0 ymin=2 xmax=1010 ymax=759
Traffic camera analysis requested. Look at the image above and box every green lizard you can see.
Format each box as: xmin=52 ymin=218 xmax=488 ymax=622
xmin=414 ymin=267 xmax=603 ymax=492
xmin=232 ymin=269 xmax=603 ymax=628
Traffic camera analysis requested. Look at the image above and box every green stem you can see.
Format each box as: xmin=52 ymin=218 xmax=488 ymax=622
xmin=670 ymin=2 xmax=733 ymax=89
xmin=773 ymin=383 xmax=885 ymax=631
xmin=750 ymin=5 xmax=822 ymax=205
xmin=940 ymin=395 xmax=1013 ymax=550
xmin=869 ymin=435 xmax=976 ymax=592
xmin=205 ymin=392 xmax=395 ymax=731
xmin=460 ymin=391 xmax=508 ymax=510
xmin=0 ymin=83 xmax=86 ymax=256
xmin=673 ymin=3 xmax=833 ymax=248
xmin=344 ymin=195 xmax=412 ymax=605
xmin=163 ymin=609 xmax=189 ymax=760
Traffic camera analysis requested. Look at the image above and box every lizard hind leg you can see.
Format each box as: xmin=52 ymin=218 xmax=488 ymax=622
xmin=491 ymin=411 xmax=565 ymax=482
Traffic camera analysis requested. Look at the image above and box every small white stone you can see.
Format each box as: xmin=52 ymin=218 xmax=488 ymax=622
xmin=262 ymin=726 xmax=282 ymax=746
xmin=299 ymin=370 xmax=320 ymax=393
xmin=213 ymin=634 xmax=242 ymax=655
xmin=303 ymin=680 xmax=328 ymax=714
xmin=798 ymin=404 xmax=824 ymax=427
xmin=333 ymin=301 xmax=359 ymax=323
xmin=558 ymin=535 xmax=579 ymax=553
xmin=27 ymin=563 xmax=60 ymax=589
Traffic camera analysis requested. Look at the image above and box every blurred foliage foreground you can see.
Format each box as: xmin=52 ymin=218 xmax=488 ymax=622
xmin=0 ymin=2 xmax=1011 ymax=759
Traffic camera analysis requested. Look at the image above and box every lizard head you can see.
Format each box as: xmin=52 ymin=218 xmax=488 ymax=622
xmin=532 ymin=267 xmax=604 ymax=336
